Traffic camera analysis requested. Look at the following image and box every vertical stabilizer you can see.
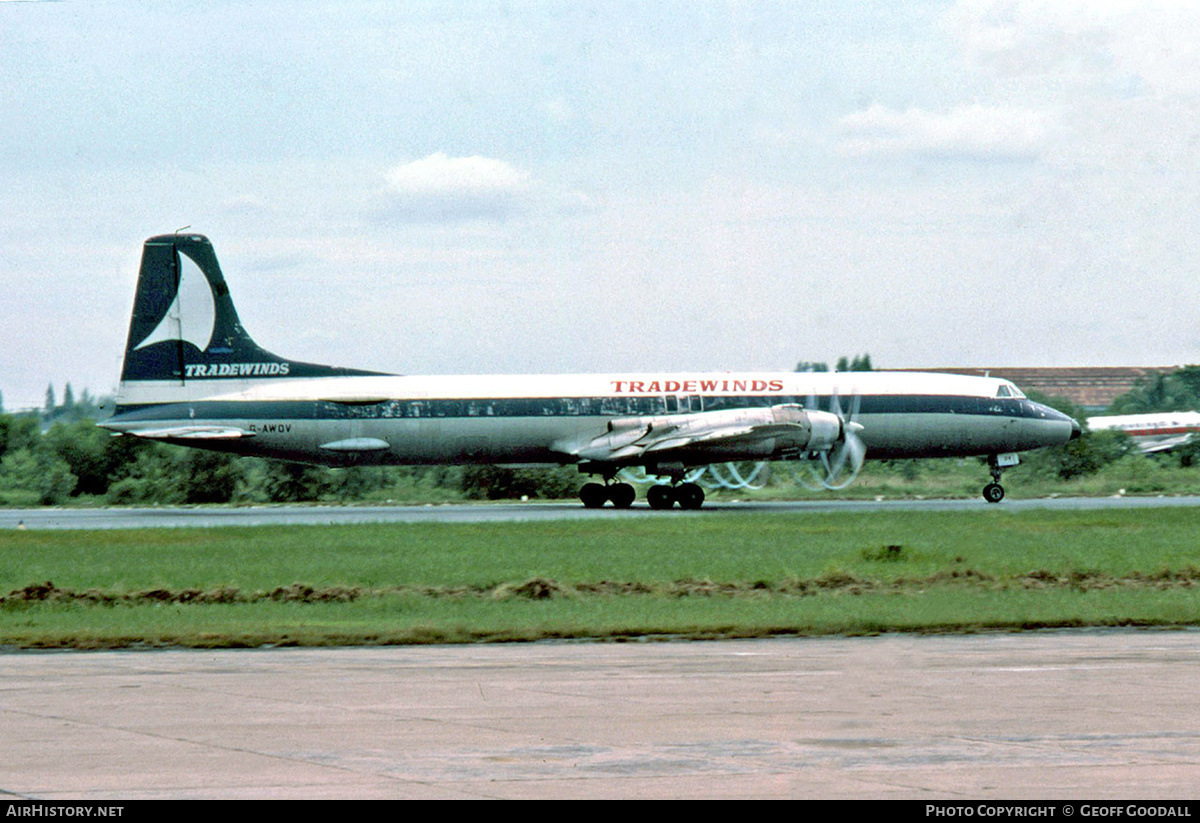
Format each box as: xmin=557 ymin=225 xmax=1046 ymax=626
xmin=116 ymin=233 xmax=381 ymax=408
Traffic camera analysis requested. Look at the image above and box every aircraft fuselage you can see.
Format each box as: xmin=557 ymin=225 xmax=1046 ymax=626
xmin=103 ymin=371 xmax=1079 ymax=468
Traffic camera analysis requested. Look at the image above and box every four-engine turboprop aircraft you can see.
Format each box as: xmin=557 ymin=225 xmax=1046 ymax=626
xmin=99 ymin=234 xmax=1081 ymax=507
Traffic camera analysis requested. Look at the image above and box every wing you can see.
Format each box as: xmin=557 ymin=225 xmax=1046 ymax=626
xmin=553 ymin=405 xmax=842 ymax=463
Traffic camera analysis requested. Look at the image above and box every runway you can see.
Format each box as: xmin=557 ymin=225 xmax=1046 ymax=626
xmin=4 ymin=494 xmax=1200 ymax=529
xmin=3 ymin=631 xmax=1199 ymax=799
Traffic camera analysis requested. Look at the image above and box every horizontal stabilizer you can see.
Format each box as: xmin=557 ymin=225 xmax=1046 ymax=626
xmin=1139 ymin=436 xmax=1194 ymax=453
xmin=125 ymin=425 xmax=255 ymax=441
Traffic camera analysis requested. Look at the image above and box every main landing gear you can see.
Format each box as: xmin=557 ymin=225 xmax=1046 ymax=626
xmin=578 ymin=471 xmax=706 ymax=510
xmin=579 ymin=481 xmax=637 ymax=509
xmin=646 ymin=482 xmax=705 ymax=510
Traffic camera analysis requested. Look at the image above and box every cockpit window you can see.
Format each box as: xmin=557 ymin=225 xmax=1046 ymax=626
xmin=996 ymin=381 xmax=1025 ymax=399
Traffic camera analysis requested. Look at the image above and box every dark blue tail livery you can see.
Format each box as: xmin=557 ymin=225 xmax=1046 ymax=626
xmin=120 ymin=233 xmax=382 ymax=388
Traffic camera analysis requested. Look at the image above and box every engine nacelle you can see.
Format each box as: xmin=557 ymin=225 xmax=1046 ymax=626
xmin=801 ymin=408 xmax=843 ymax=452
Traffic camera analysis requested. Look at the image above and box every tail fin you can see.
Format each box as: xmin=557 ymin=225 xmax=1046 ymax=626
xmin=117 ymin=233 xmax=380 ymax=408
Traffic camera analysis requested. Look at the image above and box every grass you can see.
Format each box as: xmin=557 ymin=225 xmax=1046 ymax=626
xmin=3 ymin=508 xmax=1200 ymax=648
xmin=696 ymin=454 xmax=1200 ymax=502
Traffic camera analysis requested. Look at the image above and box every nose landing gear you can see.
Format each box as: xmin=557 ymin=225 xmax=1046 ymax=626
xmin=982 ymin=453 xmax=1020 ymax=503
xmin=982 ymin=479 xmax=1005 ymax=503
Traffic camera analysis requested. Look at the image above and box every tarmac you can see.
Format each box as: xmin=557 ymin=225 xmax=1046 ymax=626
xmin=4 ymin=631 xmax=1200 ymax=799
xmin=5 ymin=494 xmax=1200 ymax=531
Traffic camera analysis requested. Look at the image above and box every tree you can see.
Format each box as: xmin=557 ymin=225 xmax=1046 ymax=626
xmin=0 ymin=414 xmax=41 ymax=458
xmin=851 ymin=354 xmax=873 ymax=371
xmin=797 ymin=355 xmax=873 ymax=372
xmin=43 ymin=420 xmax=113 ymax=497
xmin=834 ymin=354 xmax=874 ymax=372
xmin=1106 ymin=367 xmax=1200 ymax=414
xmin=0 ymin=446 xmax=77 ymax=504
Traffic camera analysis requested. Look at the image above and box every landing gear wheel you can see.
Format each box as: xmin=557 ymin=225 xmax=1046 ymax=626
xmin=982 ymin=482 xmax=1005 ymax=504
xmin=580 ymin=482 xmax=608 ymax=509
xmin=675 ymin=482 xmax=705 ymax=510
xmin=609 ymin=482 xmax=636 ymax=509
xmin=647 ymin=484 xmax=676 ymax=510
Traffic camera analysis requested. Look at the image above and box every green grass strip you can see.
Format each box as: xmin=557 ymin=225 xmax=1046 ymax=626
xmin=3 ymin=508 xmax=1199 ymax=648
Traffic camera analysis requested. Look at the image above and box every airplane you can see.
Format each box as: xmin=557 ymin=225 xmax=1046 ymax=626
xmin=1085 ymin=411 xmax=1200 ymax=454
xmin=99 ymin=233 xmax=1081 ymax=507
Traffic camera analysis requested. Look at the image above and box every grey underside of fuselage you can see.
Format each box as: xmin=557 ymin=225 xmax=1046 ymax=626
xmin=128 ymin=412 xmax=1066 ymax=467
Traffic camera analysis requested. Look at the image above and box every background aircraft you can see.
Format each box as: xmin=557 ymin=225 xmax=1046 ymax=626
xmin=1086 ymin=412 xmax=1200 ymax=454
xmin=100 ymin=234 xmax=1080 ymax=508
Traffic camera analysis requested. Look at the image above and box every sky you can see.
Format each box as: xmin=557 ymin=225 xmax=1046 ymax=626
xmin=3 ymin=0 xmax=1200 ymax=410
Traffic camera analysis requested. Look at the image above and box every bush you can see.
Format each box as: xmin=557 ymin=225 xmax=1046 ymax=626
xmin=1055 ymin=430 xmax=1131 ymax=480
xmin=179 ymin=450 xmax=242 ymax=504
xmin=105 ymin=448 xmax=186 ymax=505
xmin=1097 ymin=454 xmax=1171 ymax=493
xmin=0 ymin=447 xmax=77 ymax=505
xmin=259 ymin=461 xmax=334 ymax=502
xmin=461 ymin=465 xmax=580 ymax=500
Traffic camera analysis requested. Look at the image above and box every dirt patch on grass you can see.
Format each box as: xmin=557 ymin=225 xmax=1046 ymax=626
xmin=6 ymin=567 xmax=1200 ymax=607
xmin=1017 ymin=567 xmax=1200 ymax=590
xmin=0 ymin=580 xmax=363 ymax=605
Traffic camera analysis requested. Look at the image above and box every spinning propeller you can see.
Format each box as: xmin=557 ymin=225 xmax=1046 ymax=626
xmin=800 ymin=386 xmax=867 ymax=490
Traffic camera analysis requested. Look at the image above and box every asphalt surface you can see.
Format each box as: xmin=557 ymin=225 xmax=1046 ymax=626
xmin=4 ymin=632 xmax=1199 ymax=799
xmin=4 ymin=494 xmax=1200 ymax=529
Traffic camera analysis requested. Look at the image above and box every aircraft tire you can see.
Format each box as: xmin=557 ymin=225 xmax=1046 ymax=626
xmin=676 ymin=482 xmax=705 ymax=510
xmin=982 ymin=483 xmax=1005 ymax=504
xmin=647 ymin=484 xmax=676 ymax=510
xmin=580 ymin=483 xmax=608 ymax=508
xmin=609 ymin=483 xmax=636 ymax=509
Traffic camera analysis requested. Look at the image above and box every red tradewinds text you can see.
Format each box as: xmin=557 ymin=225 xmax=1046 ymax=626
xmin=610 ymin=379 xmax=784 ymax=394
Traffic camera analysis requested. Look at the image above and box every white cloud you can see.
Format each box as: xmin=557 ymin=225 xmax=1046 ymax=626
xmin=941 ymin=1 xmax=1200 ymax=177
xmin=377 ymin=153 xmax=600 ymax=223
xmin=837 ymin=104 xmax=1050 ymax=161
xmin=380 ymin=153 xmax=532 ymax=222
xmin=949 ymin=0 xmax=1200 ymax=98
xmin=220 ymin=194 xmax=272 ymax=215
xmin=384 ymin=153 xmax=530 ymax=197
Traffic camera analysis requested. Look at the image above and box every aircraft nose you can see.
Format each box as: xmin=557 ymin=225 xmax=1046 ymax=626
xmin=1070 ymin=419 xmax=1082 ymax=440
